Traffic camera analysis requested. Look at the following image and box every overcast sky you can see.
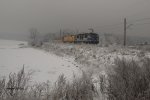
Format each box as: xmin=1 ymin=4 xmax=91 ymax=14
xmin=0 ymin=0 xmax=150 ymax=39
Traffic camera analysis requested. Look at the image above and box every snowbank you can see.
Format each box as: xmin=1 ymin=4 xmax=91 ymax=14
xmin=0 ymin=39 xmax=81 ymax=83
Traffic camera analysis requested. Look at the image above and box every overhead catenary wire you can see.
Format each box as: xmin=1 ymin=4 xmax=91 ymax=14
xmin=127 ymin=17 xmax=150 ymax=24
xmin=99 ymin=17 xmax=150 ymax=32
xmin=98 ymin=17 xmax=150 ymax=46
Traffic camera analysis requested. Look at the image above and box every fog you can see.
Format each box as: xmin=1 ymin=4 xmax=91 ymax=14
xmin=0 ymin=0 xmax=150 ymax=40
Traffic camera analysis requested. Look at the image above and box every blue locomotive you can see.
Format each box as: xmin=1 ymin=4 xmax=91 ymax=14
xmin=75 ymin=32 xmax=99 ymax=44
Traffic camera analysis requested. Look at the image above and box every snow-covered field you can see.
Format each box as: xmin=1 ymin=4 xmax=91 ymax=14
xmin=0 ymin=39 xmax=81 ymax=83
xmin=43 ymin=42 xmax=150 ymax=76
xmin=1 ymin=39 xmax=150 ymax=84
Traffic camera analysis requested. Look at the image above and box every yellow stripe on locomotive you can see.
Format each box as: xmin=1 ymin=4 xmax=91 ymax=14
xmin=63 ymin=35 xmax=75 ymax=43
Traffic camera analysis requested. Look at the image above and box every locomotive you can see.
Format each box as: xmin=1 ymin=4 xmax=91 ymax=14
xmin=63 ymin=32 xmax=99 ymax=44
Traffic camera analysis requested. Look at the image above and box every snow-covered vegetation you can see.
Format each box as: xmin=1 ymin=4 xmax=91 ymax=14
xmin=42 ymin=42 xmax=150 ymax=75
xmin=0 ymin=54 xmax=150 ymax=100
xmin=1 ymin=39 xmax=150 ymax=100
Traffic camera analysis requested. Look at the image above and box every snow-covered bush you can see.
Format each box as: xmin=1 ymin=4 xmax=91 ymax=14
xmin=100 ymin=57 xmax=150 ymax=100
xmin=0 ymin=69 xmax=98 ymax=100
xmin=0 ymin=67 xmax=31 ymax=100
xmin=1 ymin=57 xmax=150 ymax=100
xmin=51 ymin=72 xmax=97 ymax=100
xmin=0 ymin=78 xmax=5 ymax=100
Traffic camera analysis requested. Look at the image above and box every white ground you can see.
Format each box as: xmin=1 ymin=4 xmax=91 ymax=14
xmin=0 ymin=39 xmax=81 ymax=83
xmin=43 ymin=42 xmax=150 ymax=77
xmin=1 ymin=39 xmax=149 ymax=84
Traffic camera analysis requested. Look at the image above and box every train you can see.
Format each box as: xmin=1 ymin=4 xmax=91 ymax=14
xmin=63 ymin=32 xmax=99 ymax=44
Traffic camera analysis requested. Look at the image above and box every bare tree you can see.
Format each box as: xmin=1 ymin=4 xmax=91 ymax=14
xmin=29 ymin=28 xmax=38 ymax=41
xmin=29 ymin=28 xmax=39 ymax=46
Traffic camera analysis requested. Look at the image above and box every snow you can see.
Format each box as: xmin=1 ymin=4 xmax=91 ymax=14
xmin=1 ymin=39 xmax=149 ymax=84
xmin=0 ymin=39 xmax=81 ymax=83
xmin=43 ymin=42 xmax=150 ymax=76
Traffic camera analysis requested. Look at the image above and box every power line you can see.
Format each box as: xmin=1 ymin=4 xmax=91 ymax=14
xmin=100 ymin=17 xmax=150 ymax=31
xmin=99 ymin=22 xmax=123 ymax=28
xmin=126 ymin=18 xmax=150 ymax=29
xmin=128 ymin=17 xmax=150 ymax=24
xmin=99 ymin=23 xmax=123 ymax=31
xmin=130 ymin=23 xmax=150 ymax=27
xmin=136 ymin=22 xmax=150 ymax=25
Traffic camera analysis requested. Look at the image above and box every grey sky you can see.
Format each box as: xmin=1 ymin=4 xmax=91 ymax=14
xmin=0 ymin=0 xmax=150 ymax=39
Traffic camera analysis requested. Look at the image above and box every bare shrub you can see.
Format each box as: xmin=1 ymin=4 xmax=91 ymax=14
xmin=137 ymin=51 xmax=145 ymax=58
xmin=0 ymin=68 xmax=98 ymax=100
xmin=51 ymin=74 xmax=67 ymax=100
xmin=103 ymin=57 xmax=150 ymax=100
xmin=27 ymin=82 xmax=50 ymax=100
xmin=51 ymin=72 xmax=97 ymax=100
xmin=28 ymin=28 xmax=39 ymax=46
xmin=0 ymin=78 xmax=5 ymax=100
xmin=0 ymin=67 xmax=31 ymax=100
xmin=99 ymin=74 xmax=108 ymax=100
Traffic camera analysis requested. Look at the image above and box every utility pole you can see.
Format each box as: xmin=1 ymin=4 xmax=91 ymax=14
xmin=124 ymin=18 xmax=127 ymax=46
xmin=60 ymin=29 xmax=62 ymax=39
